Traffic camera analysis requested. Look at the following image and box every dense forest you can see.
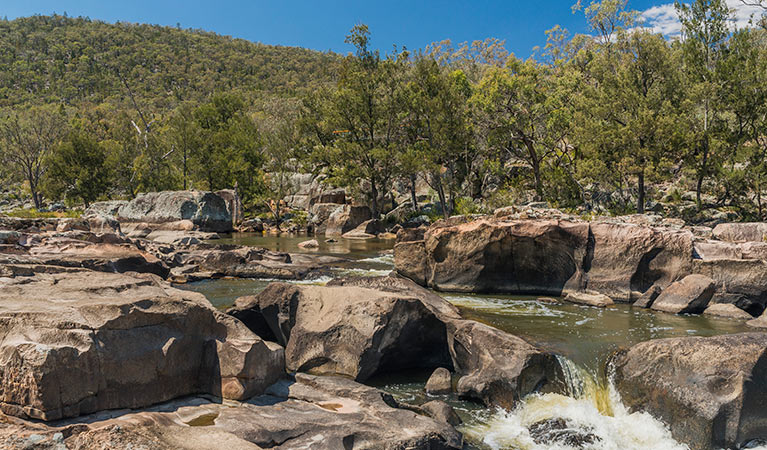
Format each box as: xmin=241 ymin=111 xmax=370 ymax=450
xmin=1 ymin=0 xmax=767 ymax=223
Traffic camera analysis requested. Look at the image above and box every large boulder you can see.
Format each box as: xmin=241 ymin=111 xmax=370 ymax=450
xmin=216 ymin=189 xmax=243 ymax=226
xmin=228 ymin=282 xmax=452 ymax=381
xmin=84 ymin=200 xmax=128 ymax=217
xmin=612 ymin=333 xmax=767 ymax=450
xmin=117 ymin=191 xmax=233 ymax=232
xmin=0 ymin=270 xmax=284 ymax=421
xmin=309 ymin=203 xmax=343 ymax=234
xmin=229 ymin=276 xmax=562 ymax=409
xmin=394 ymin=217 xmax=707 ymax=303
xmin=325 ymin=205 xmax=373 ymax=236
xmin=0 ymin=373 xmax=463 ymax=450
xmin=712 ymin=222 xmax=767 ymax=243
xmin=447 ymin=320 xmax=561 ymax=409
xmin=651 ymin=274 xmax=716 ymax=314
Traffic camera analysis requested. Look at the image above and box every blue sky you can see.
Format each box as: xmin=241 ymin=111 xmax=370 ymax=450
xmin=1 ymin=1 xmax=763 ymax=58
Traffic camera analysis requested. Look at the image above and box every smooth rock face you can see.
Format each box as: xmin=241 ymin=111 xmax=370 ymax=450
xmin=447 ymin=320 xmax=562 ymax=409
xmin=116 ymin=190 xmax=233 ymax=232
xmin=703 ymin=303 xmax=753 ymax=319
xmin=0 ymin=270 xmax=284 ymax=421
xmin=397 ymin=218 xmax=695 ymax=302
xmin=651 ymin=274 xmax=716 ymax=314
xmin=297 ymin=239 xmax=319 ymax=249
xmin=564 ymin=291 xmax=614 ymax=307
xmin=0 ymin=373 xmax=462 ymax=450
xmin=229 ymin=282 xmax=453 ymax=381
xmin=325 ymin=205 xmax=373 ymax=236
xmin=612 ymin=333 xmax=767 ymax=450
xmin=425 ymin=367 xmax=453 ymax=395
xmin=342 ymin=219 xmax=385 ymax=239
xmin=712 ymin=222 xmax=767 ymax=243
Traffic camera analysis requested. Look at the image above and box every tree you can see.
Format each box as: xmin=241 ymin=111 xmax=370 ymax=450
xmin=43 ymin=123 xmax=110 ymax=207
xmin=0 ymin=105 xmax=67 ymax=209
xmin=676 ymin=0 xmax=731 ymax=208
xmin=191 ymin=93 xmax=264 ymax=204
xmin=580 ymin=30 xmax=682 ymax=213
xmin=314 ymin=24 xmax=407 ymax=217
xmin=402 ymin=53 xmax=472 ymax=218
xmin=472 ymin=56 xmax=572 ymax=202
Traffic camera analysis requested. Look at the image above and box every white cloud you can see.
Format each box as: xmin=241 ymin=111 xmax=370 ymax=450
xmin=639 ymin=0 xmax=765 ymax=36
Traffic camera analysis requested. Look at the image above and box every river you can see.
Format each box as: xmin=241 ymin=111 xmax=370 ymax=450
xmin=179 ymin=232 xmax=755 ymax=450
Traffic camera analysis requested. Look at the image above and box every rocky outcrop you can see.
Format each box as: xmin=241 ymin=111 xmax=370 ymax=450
xmin=0 ymin=270 xmax=284 ymax=421
xmin=394 ymin=217 xmax=767 ymax=315
xmin=397 ymin=218 xmax=693 ymax=301
xmin=612 ymin=333 xmax=767 ymax=450
xmin=0 ymin=373 xmax=463 ymax=450
xmin=228 ymin=282 xmax=453 ymax=381
xmin=216 ymin=189 xmax=243 ymax=226
xmin=116 ymin=191 xmax=233 ymax=232
xmin=342 ymin=219 xmax=385 ymax=239
xmin=703 ymin=303 xmax=753 ymax=319
xmin=651 ymin=274 xmax=716 ymax=314
xmin=230 ymin=276 xmax=562 ymax=409
xmin=309 ymin=203 xmax=343 ymax=234
xmin=325 ymin=205 xmax=373 ymax=236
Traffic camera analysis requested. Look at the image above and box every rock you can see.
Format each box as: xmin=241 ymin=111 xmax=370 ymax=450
xmin=385 ymin=202 xmax=415 ymax=223
xmin=528 ymin=418 xmax=601 ymax=447
xmin=297 ymin=239 xmax=319 ymax=249
xmin=324 ymin=205 xmax=372 ymax=236
xmin=0 ymin=231 xmax=21 ymax=245
xmin=564 ymin=291 xmax=614 ymax=307
xmin=713 ymin=222 xmax=767 ymax=243
xmin=308 ymin=203 xmax=343 ymax=234
xmin=116 ymin=190 xmax=233 ymax=232
xmin=612 ymin=333 xmax=767 ymax=450
xmin=55 ymin=218 xmax=89 ymax=232
xmin=694 ymin=259 xmax=767 ymax=316
xmin=215 ymin=189 xmax=243 ymax=226
xmin=237 ymin=218 xmax=263 ymax=233
xmin=703 ymin=303 xmax=753 ymax=319
xmin=0 ymin=270 xmax=284 ymax=421
xmin=228 ymin=282 xmax=453 ymax=381
xmin=324 ymin=275 xmax=462 ymax=320
xmin=0 ymin=373 xmax=462 ymax=450
xmin=342 ymin=219 xmax=385 ymax=239
xmin=651 ymin=274 xmax=716 ymax=314
xmin=448 ymin=320 xmax=561 ymax=409
xmin=84 ymin=200 xmax=128 ymax=217
xmin=421 ymin=400 xmax=462 ymax=426
xmin=397 ymin=218 xmax=698 ymax=303
xmin=425 ymin=367 xmax=453 ymax=395
xmin=84 ymin=213 xmax=122 ymax=235
xmin=312 ymin=188 xmax=346 ymax=205
xmin=633 ymin=284 xmax=662 ymax=308
xmin=747 ymin=310 xmax=767 ymax=328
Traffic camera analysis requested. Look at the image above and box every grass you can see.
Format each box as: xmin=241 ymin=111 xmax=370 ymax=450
xmin=3 ymin=208 xmax=81 ymax=219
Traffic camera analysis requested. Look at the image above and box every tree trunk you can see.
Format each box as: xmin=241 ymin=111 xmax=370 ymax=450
xmin=434 ymin=173 xmax=449 ymax=220
xmin=637 ymin=169 xmax=645 ymax=214
xmin=410 ymin=174 xmax=419 ymax=212
xmin=370 ymin=178 xmax=379 ymax=219
xmin=524 ymin=139 xmax=543 ymax=201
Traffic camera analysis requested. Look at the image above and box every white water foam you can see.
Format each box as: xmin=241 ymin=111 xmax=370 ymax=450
xmin=462 ymin=357 xmax=689 ymax=450
xmin=357 ymin=254 xmax=395 ymax=266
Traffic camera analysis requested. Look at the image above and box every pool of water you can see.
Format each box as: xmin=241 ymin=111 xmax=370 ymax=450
xmin=181 ymin=233 xmax=756 ymax=450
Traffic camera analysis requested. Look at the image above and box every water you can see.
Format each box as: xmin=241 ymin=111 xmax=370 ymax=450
xmin=181 ymin=233 xmax=756 ymax=450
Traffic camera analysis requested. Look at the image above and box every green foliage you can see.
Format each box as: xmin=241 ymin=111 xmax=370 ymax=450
xmin=43 ymin=123 xmax=110 ymax=207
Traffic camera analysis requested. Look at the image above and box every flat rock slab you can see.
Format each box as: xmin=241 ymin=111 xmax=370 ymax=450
xmin=0 ymin=374 xmax=463 ymax=450
xmin=564 ymin=291 xmax=614 ymax=307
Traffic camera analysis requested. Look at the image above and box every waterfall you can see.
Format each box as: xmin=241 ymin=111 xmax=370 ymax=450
xmin=461 ymin=356 xmax=688 ymax=450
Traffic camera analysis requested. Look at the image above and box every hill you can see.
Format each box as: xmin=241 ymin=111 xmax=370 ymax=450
xmin=0 ymin=14 xmax=340 ymax=110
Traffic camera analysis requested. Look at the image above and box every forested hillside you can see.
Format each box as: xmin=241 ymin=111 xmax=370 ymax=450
xmin=2 ymin=2 xmax=767 ymax=225
xmin=0 ymin=14 xmax=339 ymax=108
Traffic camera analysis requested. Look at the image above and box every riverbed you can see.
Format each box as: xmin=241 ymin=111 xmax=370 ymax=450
xmin=180 ymin=232 xmax=754 ymax=450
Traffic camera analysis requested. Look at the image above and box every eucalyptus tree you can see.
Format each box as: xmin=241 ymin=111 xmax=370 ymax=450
xmin=0 ymin=105 xmax=67 ymax=209
xmin=472 ymin=56 xmax=573 ymax=202
xmin=401 ymin=53 xmax=472 ymax=218
xmin=675 ymin=0 xmax=732 ymax=208
xmin=315 ymin=24 xmax=408 ymax=217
